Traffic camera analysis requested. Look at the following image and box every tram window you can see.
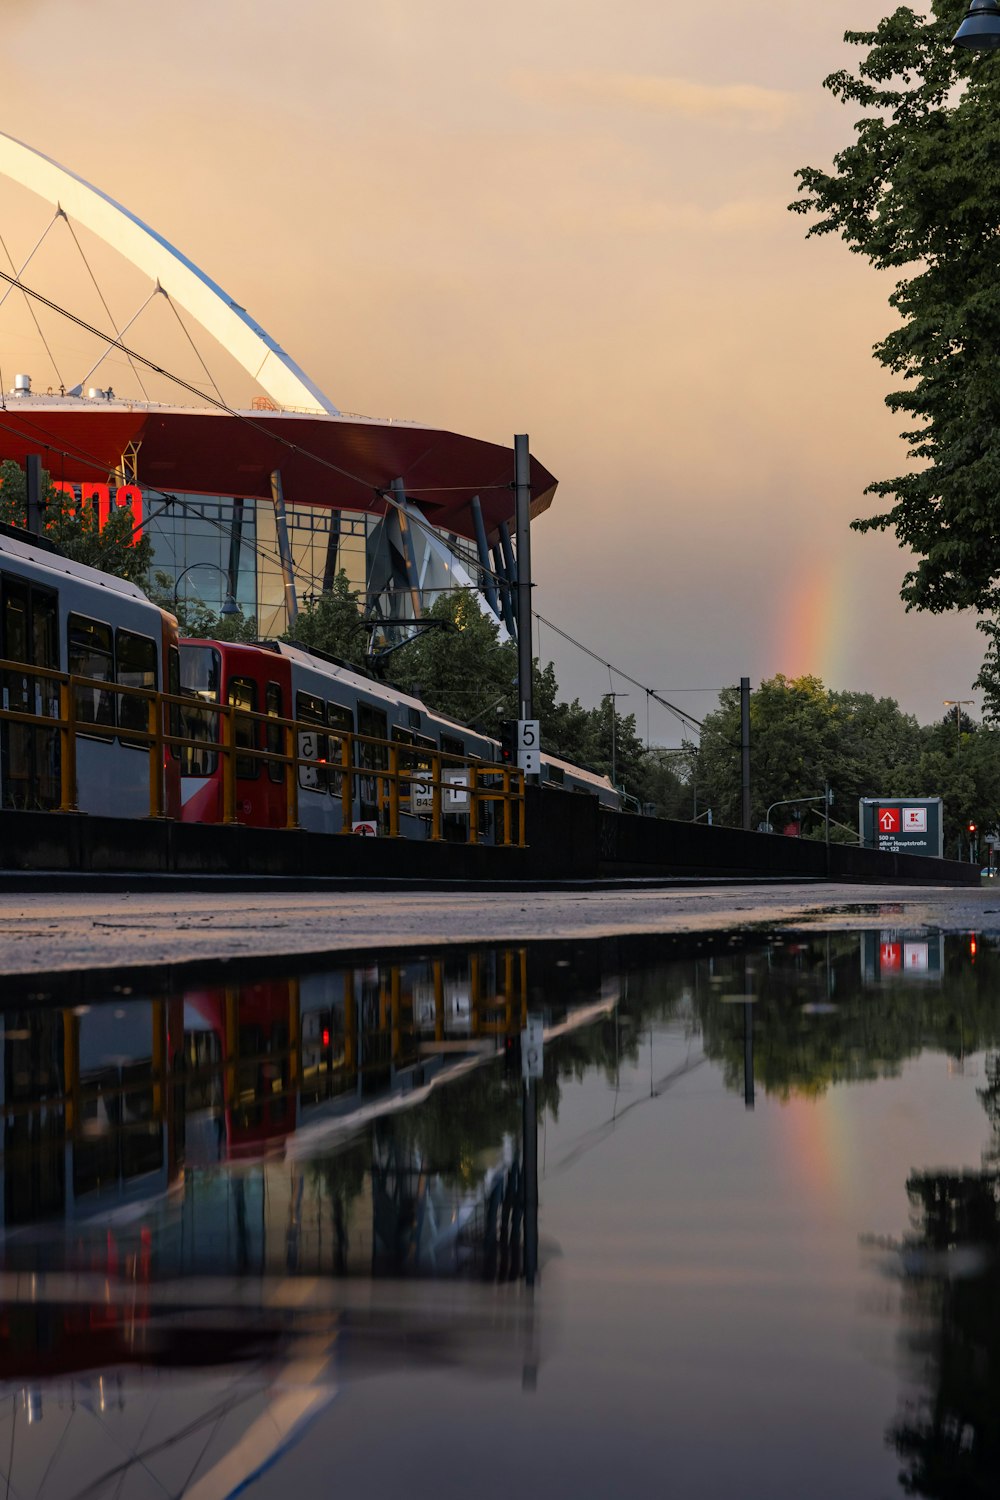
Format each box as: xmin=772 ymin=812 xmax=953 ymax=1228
xmin=265 ymin=682 xmax=284 ymax=784
xmin=296 ymin=690 xmax=328 ymax=792
xmin=116 ymin=629 xmax=157 ymax=745
xmin=357 ymin=704 xmax=389 ymax=768
xmin=167 ymin=645 xmax=181 ymax=759
xmin=68 ymin=615 xmax=115 ymax=728
xmin=327 ymin=701 xmax=353 ymax=796
xmin=228 ymin=676 xmax=259 ymax=779
xmin=178 ymin=644 xmax=221 ymax=776
xmin=548 ymin=762 xmax=565 ymax=786
xmin=440 ymin=732 xmax=464 ymax=761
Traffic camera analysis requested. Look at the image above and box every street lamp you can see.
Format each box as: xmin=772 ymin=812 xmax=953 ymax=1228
xmin=954 ymin=0 xmax=1000 ymax=49
xmin=943 ymin=698 xmax=974 ymax=752
xmin=173 ymin=562 xmax=240 ymax=618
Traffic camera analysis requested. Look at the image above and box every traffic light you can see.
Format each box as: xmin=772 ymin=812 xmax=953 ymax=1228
xmin=499 ymin=719 xmax=517 ymax=764
xmin=969 ymin=821 xmax=978 ymax=834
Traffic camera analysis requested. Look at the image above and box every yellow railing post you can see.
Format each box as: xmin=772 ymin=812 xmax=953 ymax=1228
xmin=430 ymin=752 xmax=442 ymax=841
xmin=284 ymin=724 xmax=299 ymax=829
xmin=502 ymin=769 xmax=513 ymax=847
xmin=517 ymin=770 xmax=526 ymax=847
xmin=147 ymin=694 xmax=164 ymax=819
xmin=468 ymin=763 xmax=479 ymax=845
xmin=58 ymin=681 xmax=78 ymax=813
xmin=340 ymin=734 xmax=352 ymax=832
xmin=388 ymin=744 xmax=400 ymax=837
xmin=220 ymin=704 xmax=237 ymax=825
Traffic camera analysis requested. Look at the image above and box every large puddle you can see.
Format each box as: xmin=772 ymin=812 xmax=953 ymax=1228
xmin=1 ymin=928 xmax=998 ymax=1497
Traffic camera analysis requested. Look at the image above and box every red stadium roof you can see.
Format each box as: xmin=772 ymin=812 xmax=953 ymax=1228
xmin=0 ymin=398 xmax=557 ymax=541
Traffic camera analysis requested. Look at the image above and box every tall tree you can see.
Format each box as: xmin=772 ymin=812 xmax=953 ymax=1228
xmin=791 ymin=4 xmax=1000 ymax=700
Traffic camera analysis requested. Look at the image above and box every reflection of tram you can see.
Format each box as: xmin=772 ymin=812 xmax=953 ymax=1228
xmin=0 ymin=527 xmax=180 ymax=816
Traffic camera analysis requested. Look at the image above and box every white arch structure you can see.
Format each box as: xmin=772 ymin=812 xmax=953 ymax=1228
xmin=0 ymin=130 xmax=338 ymax=416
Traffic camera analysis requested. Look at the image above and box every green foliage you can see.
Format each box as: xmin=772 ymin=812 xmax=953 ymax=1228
xmin=694 ymin=674 xmax=922 ymax=834
xmin=791 ymin=4 xmax=1000 ymax=679
xmin=283 ymin=570 xmax=368 ymax=667
xmin=385 ymin=588 xmax=519 ymax=728
xmin=0 ymin=458 xmax=152 ymax=584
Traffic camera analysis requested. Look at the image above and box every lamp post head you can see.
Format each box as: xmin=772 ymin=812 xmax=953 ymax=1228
xmin=220 ymin=593 xmax=240 ymax=618
xmin=954 ymin=0 xmax=1000 ymax=51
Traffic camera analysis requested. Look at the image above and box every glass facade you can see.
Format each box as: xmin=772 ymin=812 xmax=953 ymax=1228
xmin=146 ymin=493 xmax=374 ymax=635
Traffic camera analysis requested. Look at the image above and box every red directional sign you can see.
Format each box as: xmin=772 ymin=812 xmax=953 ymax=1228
xmin=878 ymin=807 xmax=900 ymax=833
xmin=881 ymin=942 xmax=902 ymax=972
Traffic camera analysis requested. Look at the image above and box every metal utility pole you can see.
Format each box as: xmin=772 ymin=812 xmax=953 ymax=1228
xmin=605 ymin=691 xmax=629 ymax=790
xmin=740 ymin=676 xmax=751 ymax=830
xmin=269 ymin=469 xmax=299 ymax=630
xmin=514 ymin=435 xmax=533 ymax=724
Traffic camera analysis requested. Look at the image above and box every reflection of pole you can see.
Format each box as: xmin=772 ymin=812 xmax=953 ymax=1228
xmin=523 ymin=1076 xmax=539 ymax=1287
xmin=743 ymin=1001 xmax=755 ymax=1111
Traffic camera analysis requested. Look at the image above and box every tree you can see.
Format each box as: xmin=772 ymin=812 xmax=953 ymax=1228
xmin=283 ymin=570 xmax=367 ymax=667
xmin=694 ymin=674 xmax=921 ymax=834
xmin=386 ymin=588 xmax=519 ymax=728
xmin=0 ymin=458 xmax=152 ymax=583
xmin=791 ymin=5 xmax=1000 ymax=689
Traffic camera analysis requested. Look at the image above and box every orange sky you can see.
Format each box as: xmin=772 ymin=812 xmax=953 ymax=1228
xmin=0 ymin=0 xmax=981 ymax=737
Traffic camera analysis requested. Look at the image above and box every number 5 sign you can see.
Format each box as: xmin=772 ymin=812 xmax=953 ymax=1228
xmin=518 ymin=719 xmax=540 ymax=775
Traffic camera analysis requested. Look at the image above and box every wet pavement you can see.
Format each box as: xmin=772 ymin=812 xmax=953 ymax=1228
xmin=0 ymin=878 xmax=995 ymax=976
xmin=3 ymin=926 xmax=1000 ymax=1496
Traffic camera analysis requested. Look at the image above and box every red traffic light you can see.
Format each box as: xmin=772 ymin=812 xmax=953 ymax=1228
xmin=321 ymin=1028 xmax=330 ymax=1047
xmin=969 ymin=822 xmax=978 ymax=833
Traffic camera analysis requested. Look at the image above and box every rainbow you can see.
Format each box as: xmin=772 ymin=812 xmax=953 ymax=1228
xmin=769 ymin=555 xmax=855 ymax=687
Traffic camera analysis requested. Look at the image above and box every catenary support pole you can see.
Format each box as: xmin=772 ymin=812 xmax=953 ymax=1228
xmin=740 ymin=676 xmax=751 ymax=831
xmin=269 ymin=469 xmax=299 ymax=630
xmin=515 ymin=435 xmax=533 ymax=723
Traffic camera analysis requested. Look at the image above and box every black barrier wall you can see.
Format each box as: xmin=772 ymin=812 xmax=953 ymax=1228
xmin=0 ymin=789 xmax=980 ymax=885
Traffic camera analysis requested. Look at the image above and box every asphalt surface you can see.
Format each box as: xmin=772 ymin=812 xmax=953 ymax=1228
xmin=0 ymin=879 xmax=996 ymax=978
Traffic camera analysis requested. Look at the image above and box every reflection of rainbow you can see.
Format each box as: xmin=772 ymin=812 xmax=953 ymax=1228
xmin=770 ymin=557 xmax=853 ymax=686
xmin=779 ymin=1092 xmax=851 ymax=1204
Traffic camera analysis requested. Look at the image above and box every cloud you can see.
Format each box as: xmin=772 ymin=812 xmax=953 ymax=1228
xmin=515 ymin=69 xmax=801 ymax=132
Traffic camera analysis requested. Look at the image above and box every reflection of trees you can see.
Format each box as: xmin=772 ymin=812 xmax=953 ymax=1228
xmin=884 ymin=1031 xmax=1000 ymax=1493
xmin=889 ymin=1169 xmax=1000 ymax=1497
xmin=690 ymin=938 xmax=1000 ymax=1103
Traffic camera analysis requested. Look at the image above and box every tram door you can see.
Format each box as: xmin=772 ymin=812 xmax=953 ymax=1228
xmin=0 ymin=577 xmax=60 ymax=810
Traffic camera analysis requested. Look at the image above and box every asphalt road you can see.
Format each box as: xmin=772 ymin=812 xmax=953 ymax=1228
xmin=0 ymin=879 xmax=996 ymax=978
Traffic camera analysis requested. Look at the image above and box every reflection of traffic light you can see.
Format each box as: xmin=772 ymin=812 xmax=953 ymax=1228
xmin=499 ymin=720 xmax=517 ymax=764
xmin=503 ymin=1033 xmax=521 ymax=1074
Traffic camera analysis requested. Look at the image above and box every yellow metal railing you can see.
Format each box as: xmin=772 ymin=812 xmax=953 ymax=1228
xmin=0 ymin=657 xmax=526 ymax=846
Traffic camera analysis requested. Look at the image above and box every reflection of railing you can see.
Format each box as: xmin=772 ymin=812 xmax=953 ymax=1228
xmin=0 ymin=656 xmax=526 ymax=844
xmin=0 ymin=950 xmax=531 ymax=1171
